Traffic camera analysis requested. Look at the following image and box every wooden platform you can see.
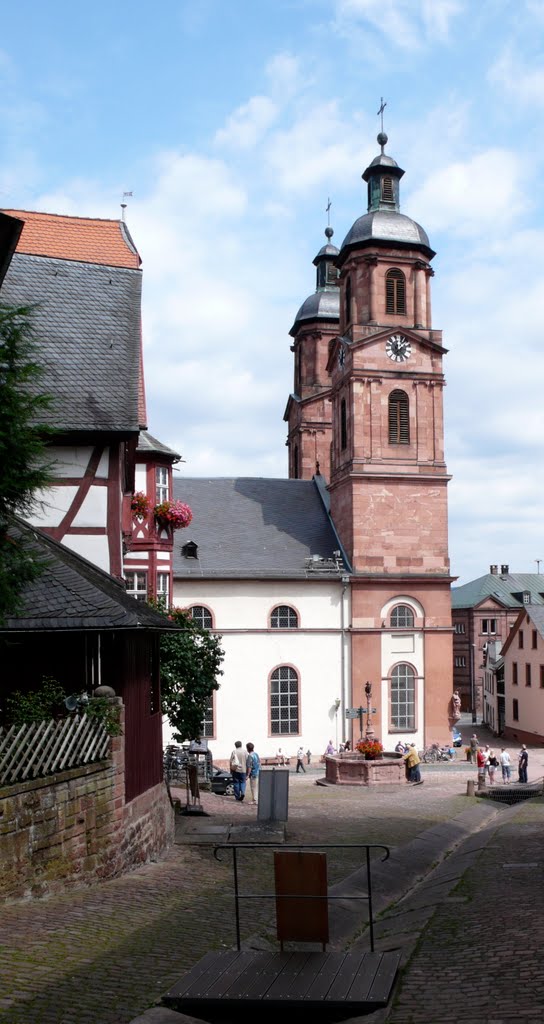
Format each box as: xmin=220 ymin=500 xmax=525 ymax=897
xmin=162 ymin=949 xmax=400 ymax=1019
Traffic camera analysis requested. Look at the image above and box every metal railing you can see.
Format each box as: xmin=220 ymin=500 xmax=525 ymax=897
xmin=214 ymin=842 xmax=390 ymax=952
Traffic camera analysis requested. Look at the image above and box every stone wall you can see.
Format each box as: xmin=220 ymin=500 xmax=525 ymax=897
xmin=0 ymin=704 xmax=174 ymax=900
xmin=325 ymin=753 xmax=405 ymax=786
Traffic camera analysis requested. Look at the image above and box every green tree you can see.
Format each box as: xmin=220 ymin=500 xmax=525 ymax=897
xmin=158 ymin=606 xmax=224 ymax=742
xmin=0 ymin=303 xmax=53 ymax=621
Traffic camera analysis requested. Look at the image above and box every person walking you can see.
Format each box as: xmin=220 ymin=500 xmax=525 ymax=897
xmin=296 ymin=746 xmax=306 ymax=773
xmin=518 ymin=744 xmax=529 ymax=784
xmin=476 ymin=747 xmax=487 ymax=786
xmin=229 ymin=741 xmax=247 ymax=801
xmin=245 ymin=742 xmax=260 ymax=804
xmin=499 ymin=747 xmax=511 ymax=783
xmin=469 ymin=733 xmax=479 ymax=764
xmin=487 ymin=750 xmax=498 ymax=785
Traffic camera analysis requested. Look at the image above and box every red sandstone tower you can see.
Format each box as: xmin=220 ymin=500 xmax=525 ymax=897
xmin=288 ymin=128 xmax=454 ymax=747
xmin=284 ymin=230 xmax=339 ymax=479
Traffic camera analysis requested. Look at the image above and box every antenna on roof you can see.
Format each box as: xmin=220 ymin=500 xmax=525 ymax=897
xmin=536 ymin=559 xmax=542 ymax=575
xmin=121 ymin=191 xmax=133 ymax=221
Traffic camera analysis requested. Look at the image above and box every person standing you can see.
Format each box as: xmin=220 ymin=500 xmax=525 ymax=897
xmin=230 ymin=741 xmax=247 ymax=801
xmin=518 ymin=744 xmax=529 ymax=784
xmin=325 ymin=739 xmax=335 ymax=755
xmin=499 ymin=747 xmax=511 ymax=783
xmin=476 ymin=747 xmax=487 ymax=786
xmin=296 ymin=746 xmax=306 ymax=773
xmin=487 ymin=750 xmax=498 ymax=785
xmin=404 ymin=743 xmax=423 ymax=785
xmin=470 ymin=733 xmax=479 ymax=764
xmin=245 ymin=742 xmax=260 ymax=805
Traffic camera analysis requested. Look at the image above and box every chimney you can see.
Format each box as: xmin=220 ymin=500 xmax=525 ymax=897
xmin=490 ymin=565 xmax=498 ymax=575
xmin=501 ymin=564 xmax=509 ymax=575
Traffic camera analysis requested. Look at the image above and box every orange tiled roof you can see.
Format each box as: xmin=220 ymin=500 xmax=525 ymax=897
xmin=1 ymin=209 xmax=141 ymax=269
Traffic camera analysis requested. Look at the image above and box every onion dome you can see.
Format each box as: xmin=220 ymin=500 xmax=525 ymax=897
xmin=290 ymin=227 xmax=340 ymax=336
xmin=338 ymin=132 xmax=434 ymax=264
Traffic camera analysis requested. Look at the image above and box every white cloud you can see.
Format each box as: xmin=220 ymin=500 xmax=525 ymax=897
xmin=488 ymin=47 xmax=544 ymax=105
xmin=407 ymin=148 xmax=525 ymax=237
xmin=333 ymin=0 xmax=463 ymax=49
xmin=214 ymin=96 xmax=279 ymax=150
xmin=264 ymin=101 xmax=363 ymax=193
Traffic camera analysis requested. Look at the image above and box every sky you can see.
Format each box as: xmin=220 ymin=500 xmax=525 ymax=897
xmin=1 ymin=0 xmax=544 ymax=585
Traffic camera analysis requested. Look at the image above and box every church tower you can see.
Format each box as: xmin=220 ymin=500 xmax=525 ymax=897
xmin=284 ymin=228 xmax=339 ymax=479
xmin=328 ymin=128 xmax=453 ymax=747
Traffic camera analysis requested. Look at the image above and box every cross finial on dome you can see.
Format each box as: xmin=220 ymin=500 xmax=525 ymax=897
xmin=377 ymin=98 xmax=388 ymax=153
xmin=325 ymin=197 xmax=334 ymax=240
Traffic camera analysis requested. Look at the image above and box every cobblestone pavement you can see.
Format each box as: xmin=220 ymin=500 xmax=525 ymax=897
xmin=1 ymin=725 xmax=543 ymax=1024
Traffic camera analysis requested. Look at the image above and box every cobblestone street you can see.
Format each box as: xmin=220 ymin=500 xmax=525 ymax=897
xmin=1 ymin=732 xmax=544 ymax=1024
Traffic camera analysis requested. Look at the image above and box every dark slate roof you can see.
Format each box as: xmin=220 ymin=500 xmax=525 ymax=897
xmin=452 ymin=573 xmax=544 ymax=610
xmin=0 ymin=252 xmax=142 ymax=434
xmin=1 ymin=521 xmax=175 ymax=632
xmin=137 ymin=430 xmax=180 ymax=460
xmin=172 ymin=477 xmax=346 ymax=578
xmin=340 ymin=210 xmax=432 ymax=256
xmin=291 ymin=288 xmax=339 ymax=332
xmin=0 ymin=211 xmax=23 ymax=287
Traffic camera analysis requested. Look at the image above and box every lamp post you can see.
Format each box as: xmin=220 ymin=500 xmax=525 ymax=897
xmin=334 ymin=697 xmax=341 ymax=749
xmin=365 ymin=681 xmax=375 ymax=741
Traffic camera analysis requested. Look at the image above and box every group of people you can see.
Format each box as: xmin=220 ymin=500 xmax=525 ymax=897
xmin=229 ymin=741 xmax=261 ymax=803
xmin=470 ymin=734 xmax=529 ymax=784
xmin=402 ymin=742 xmax=423 ymax=785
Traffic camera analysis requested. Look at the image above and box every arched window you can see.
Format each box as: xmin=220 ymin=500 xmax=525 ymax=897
xmin=390 ymin=604 xmax=415 ymax=628
xmin=345 ymin=276 xmax=352 ymax=325
xmin=388 ymin=390 xmax=409 ymax=445
xmin=391 ymin=664 xmax=416 ymax=729
xmin=270 ymin=666 xmax=299 ymax=734
xmin=270 ymin=605 xmax=298 ymax=629
xmin=340 ymin=398 xmax=347 ymax=450
xmin=189 ymin=605 xmax=213 ymax=629
xmin=386 ymin=269 xmax=406 ymax=315
xmin=381 ymin=176 xmax=394 ymax=203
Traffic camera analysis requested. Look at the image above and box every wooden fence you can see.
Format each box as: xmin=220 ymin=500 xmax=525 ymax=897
xmin=0 ymin=714 xmax=110 ymax=787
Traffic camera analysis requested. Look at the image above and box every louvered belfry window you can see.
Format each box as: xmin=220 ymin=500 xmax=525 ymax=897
xmin=389 ymin=389 xmax=409 ymax=445
xmin=386 ymin=268 xmax=406 ymax=314
xmin=381 ymin=176 xmax=394 ymax=203
xmin=345 ymin=275 xmax=352 ymax=325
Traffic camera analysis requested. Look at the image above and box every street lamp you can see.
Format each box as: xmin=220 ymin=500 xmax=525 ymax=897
xmin=365 ymin=681 xmax=375 ymax=741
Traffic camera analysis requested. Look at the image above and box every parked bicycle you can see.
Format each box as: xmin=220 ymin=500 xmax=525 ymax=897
xmin=422 ymin=742 xmax=454 ymax=763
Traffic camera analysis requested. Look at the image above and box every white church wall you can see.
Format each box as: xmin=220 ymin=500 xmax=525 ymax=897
xmin=167 ymin=578 xmax=348 ymax=761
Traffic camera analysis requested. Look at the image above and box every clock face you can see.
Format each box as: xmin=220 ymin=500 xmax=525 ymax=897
xmin=386 ymin=333 xmax=411 ymax=363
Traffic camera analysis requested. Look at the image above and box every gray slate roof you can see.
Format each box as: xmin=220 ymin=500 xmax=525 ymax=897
xmin=137 ymin=430 xmax=180 ymax=460
xmin=291 ymin=288 xmax=339 ymax=332
xmin=172 ymin=477 xmax=345 ymax=579
xmin=1 ymin=252 xmax=142 ymax=434
xmin=2 ymin=520 xmax=174 ymax=632
xmin=452 ymin=573 xmax=544 ymax=610
xmin=341 ymin=210 xmax=432 ymax=256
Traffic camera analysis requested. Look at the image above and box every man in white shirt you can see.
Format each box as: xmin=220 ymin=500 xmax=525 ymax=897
xmin=499 ymin=748 xmax=511 ymax=783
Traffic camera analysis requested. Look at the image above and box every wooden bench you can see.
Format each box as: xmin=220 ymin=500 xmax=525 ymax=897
xmin=261 ymin=756 xmax=291 ymax=766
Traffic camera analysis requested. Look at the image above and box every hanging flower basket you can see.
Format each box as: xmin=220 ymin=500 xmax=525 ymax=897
xmin=131 ymin=491 xmax=151 ymax=519
xmin=153 ymin=500 xmax=193 ymax=531
xmin=355 ymin=739 xmax=384 ymax=761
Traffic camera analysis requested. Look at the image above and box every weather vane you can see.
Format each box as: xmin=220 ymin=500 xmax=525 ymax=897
xmin=377 ymin=97 xmax=387 ymax=133
xmin=326 ymin=197 xmax=332 ymax=227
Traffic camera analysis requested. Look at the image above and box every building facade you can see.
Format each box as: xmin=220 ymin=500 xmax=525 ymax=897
xmin=500 ymin=605 xmax=544 ymax=744
xmin=173 ymin=131 xmax=454 ymax=759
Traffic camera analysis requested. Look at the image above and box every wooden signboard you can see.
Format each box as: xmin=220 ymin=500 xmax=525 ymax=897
xmin=274 ymin=851 xmax=329 ymax=949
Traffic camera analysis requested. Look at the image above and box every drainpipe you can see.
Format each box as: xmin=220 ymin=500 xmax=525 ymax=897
xmin=341 ymin=575 xmax=350 ymax=742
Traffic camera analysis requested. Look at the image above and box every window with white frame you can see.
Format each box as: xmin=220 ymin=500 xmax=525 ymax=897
xmin=270 ymin=666 xmax=299 ymax=735
xmin=156 ymin=572 xmax=170 ymax=605
xmin=270 ymin=605 xmax=299 ymax=629
xmin=156 ymin=466 xmax=169 ymax=503
xmin=390 ymin=664 xmax=416 ymax=730
xmin=454 ymin=656 xmax=466 ymax=668
xmin=125 ymin=571 xmax=148 ymax=601
xmin=390 ymin=604 xmax=415 ymax=628
xmin=190 ymin=605 xmax=213 ymax=629
xmin=481 ymin=618 xmax=496 ymax=635
xmin=454 ymin=623 xmax=465 ymax=634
